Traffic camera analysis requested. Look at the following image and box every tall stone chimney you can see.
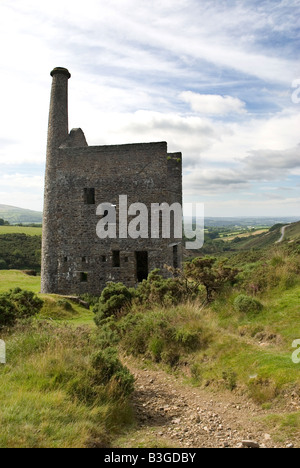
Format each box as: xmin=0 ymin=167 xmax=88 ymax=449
xmin=47 ymin=67 xmax=71 ymax=152
xmin=41 ymin=67 xmax=71 ymax=293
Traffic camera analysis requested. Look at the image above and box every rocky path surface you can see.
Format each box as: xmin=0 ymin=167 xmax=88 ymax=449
xmin=123 ymin=358 xmax=297 ymax=449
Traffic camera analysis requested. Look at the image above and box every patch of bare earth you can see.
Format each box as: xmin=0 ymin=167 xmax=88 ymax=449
xmin=121 ymin=357 xmax=298 ymax=449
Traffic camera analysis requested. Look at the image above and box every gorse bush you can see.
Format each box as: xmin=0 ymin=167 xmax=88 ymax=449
xmin=93 ymin=259 xmax=241 ymax=326
xmin=0 ymin=296 xmax=17 ymax=328
xmin=94 ymin=283 xmax=134 ymax=325
xmin=184 ymin=257 xmax=239 ymax=303
xmin=113 ymin=307 xmax=211 ymax=367
xmin=134 ymin=269 xmax=190 ymax=307
xmin=0 ymin=288 xmax=43 ymax=328
xmin=80 ymin=293 xmax=99 ymax=308
xmin=94 ymin=270 xmax=190 ymax=326
xmin=234 ymin=294 xmax=263 ymax=315
xmin=92 ymin=348 xmax=134 ymax=398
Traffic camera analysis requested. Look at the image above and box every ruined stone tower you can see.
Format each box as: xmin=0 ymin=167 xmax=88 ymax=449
xmin=41 ymin=67 xmax=183 ymax=295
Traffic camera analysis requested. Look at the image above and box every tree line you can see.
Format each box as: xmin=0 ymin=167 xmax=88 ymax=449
xmin=0 ymin=234 xmax=41 ymax=271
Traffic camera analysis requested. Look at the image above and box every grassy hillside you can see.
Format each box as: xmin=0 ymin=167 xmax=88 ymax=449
xmin=0 ymin=230 xmax=300 ymax=447
xmin=230 ymin=227 xmax=282 ymax=250
xmin=0 ymin=270 xmax=41 ymax=293
xmin=284 ymin=222 xmax=300 ymax=242
xmin=0 ymin=274 xmax=134 ymax=448
xmin=93 ymin=241 xmax=300 ymax=409
xmin=219 ymin=221 xmax=300 ymax=252
xmin=0 ymin=226 xmax=42 ymax=236
xmin=0 ymin=204 xmax=42 ymax=225
xmin=0 ymin=321 xmax=133 ymax=448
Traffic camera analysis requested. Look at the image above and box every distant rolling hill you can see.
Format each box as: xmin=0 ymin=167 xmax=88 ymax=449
xmin=231 ymin=220 xmax=300 ymax=251
xmin=283 ymin=221 xmax=300 ymax=242
xmin=0 ymin=204 xmax=43 ymax=225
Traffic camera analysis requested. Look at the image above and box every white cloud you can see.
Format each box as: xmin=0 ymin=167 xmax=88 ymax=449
xmin=0 ymin=191 xmax=43 ymax=212
xmin=0 ymin=0 xmax=299 ymax=215
xmin=179 ymin=92 xmax=247 ymax=115
xmin=201 ymin=197 xmax=300 ymax=218
xmin=0 ymin=174 xmax=44 ymax=189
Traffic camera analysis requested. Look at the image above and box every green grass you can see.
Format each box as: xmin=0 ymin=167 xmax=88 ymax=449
xmin=112 ymin=272 xmax=300 ymax=406
xmin=284 ymin=221 xmax=300 ymax=242
xmin=1 ymin=247 xmax=300 ymax=446
xmin=0 ymin=322 xmax=133 ymax=448
xmin=0 ymin=226 xmax=42 ymax=236
xmin=261 ymin=412 xmax=300 ymax=444
xmin=0 ymin=270 xmax=41 ymax=293
xmin=193 ymin=281 xmax=300 ymax=401
xmin=123 ymin=299 xmax=300 ymax=402
xmin=0 ymin=270 xmax=95 ymax=327
xmin=39 ymin=296 xmax=96 ymax=327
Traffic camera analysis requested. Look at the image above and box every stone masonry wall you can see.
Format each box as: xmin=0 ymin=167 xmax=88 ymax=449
xmin=51 ymin=141 xmax=182 ymax=295
xmin=41 ymin=68 xmax=183 ymax=296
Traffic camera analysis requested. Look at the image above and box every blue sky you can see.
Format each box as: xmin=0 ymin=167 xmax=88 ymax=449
xmin=0 ymin=0 xmax=299 ymax=216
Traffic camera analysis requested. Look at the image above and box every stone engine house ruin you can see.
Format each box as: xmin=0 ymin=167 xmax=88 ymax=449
xmin=41 ymin=67 xmax=183 ymax=295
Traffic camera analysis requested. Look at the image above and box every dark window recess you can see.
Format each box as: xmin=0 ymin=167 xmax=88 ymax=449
xmin=135 ymin=251 xmax=148 ymax=283
xmin=83 ymin=188 xmax=95 ymax=205
xmin=80 ymin=272 xmax=88 ymax=283
xmin=173 ymin=245 xmax=178 ymax=269
xmin=101 ymin=255 xmax=107 ymax=263
xmin=64 ymin=257 xmax=68 ymax=262
xmin=112 ymin=251 xmax=120 ymax=268
xmin=82 ymin=256 xmax=87 ymax=263
xmin=124 ymin=257 xmax=129 ymax=263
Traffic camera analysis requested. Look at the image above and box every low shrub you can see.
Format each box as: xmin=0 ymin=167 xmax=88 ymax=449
xmin=80 ymin=293 xmax=99 ymax=308
xmin=134 ymin=269 xmax=189 ymax=307
xmin=247 ymin=377 xmax=278 ymax=404
xmin=0 ymin=288 xmax=43 ymax=328
xmin=94 ymin=283 xmax=134 ymax=324
xmin=233 ymin=294 xmax=263 ymax=315
xmin=92 ymin=348 xmax=135 ymax=398
xmin=116 ymin=307 xmax=210 ymax=367
xmin=0 ymin=259 xmax=7 ymax=270
xmin=222 ymin=370 xmax=237 ymax=391
xmin=56 ymin=299 xmax=73 ymax=311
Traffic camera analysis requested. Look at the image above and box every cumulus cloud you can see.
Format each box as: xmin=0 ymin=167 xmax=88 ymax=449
xmin=244 ymin=145 xmax=300 ymax=175
xmin=0 ymin=174 xmax=44 ymax=189
xmin=0 ymin=0 xmax=299 ymax=215
xmin=0 ymin=191 xmax=43 ymax=212
xmin=179 ymin=92 xmax=247 ymax=115
xmin=183 ymin=169 xmax=250 ymax=196
xmin=202 ymin=197 xmax=300 ymax=218
xmin=183 ymin=144 xmax=300 ymax=198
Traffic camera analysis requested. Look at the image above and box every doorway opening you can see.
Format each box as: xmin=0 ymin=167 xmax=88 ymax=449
xmin=112 ymin=250 xmax=120 ymax=268
xmin=135 ymin=251 xmax=148 ymax=283
xmin=173 ymin=245 xmax=178 ymax=269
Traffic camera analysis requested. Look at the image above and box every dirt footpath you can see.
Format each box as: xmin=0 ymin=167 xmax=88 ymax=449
xmin=122 ymin=358 xmax=297 ymax=449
